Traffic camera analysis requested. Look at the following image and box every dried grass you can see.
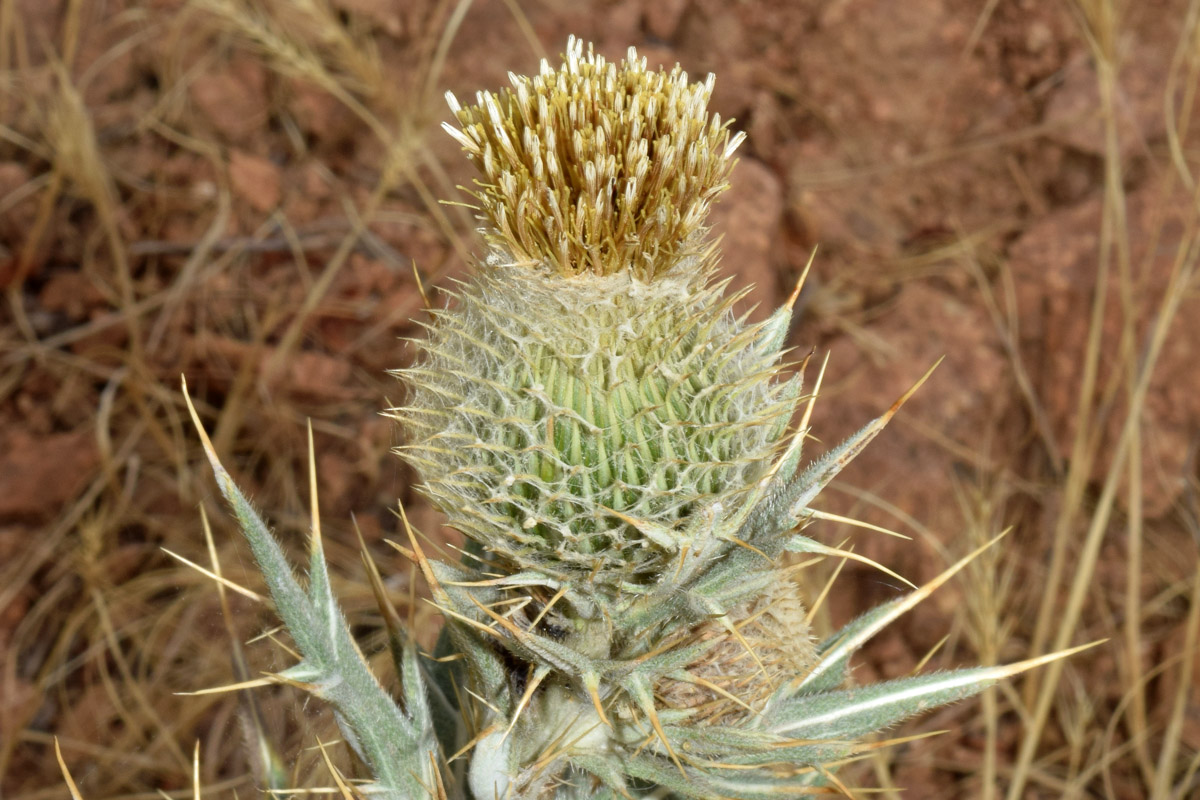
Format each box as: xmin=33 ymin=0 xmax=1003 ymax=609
xmin=1 ymin=0 xmax=1198 ymax=798
xmin=0 ymin=0 xmax=476 ymax=795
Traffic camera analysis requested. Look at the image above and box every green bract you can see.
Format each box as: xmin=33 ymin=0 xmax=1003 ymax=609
xmin=395 ymin=264 xmax=798 ymax=596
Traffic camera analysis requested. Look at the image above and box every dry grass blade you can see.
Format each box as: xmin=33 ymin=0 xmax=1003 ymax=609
xmin=1 ymin=1 xmax=468 ymax=797
xmin=54 ymin=739 xmax=84 ymax=800
xmin=1006 ymin=3 xmax=1200 ymax=797
xmin=4 ymin=2 xmax=1198 ymax=798
xmin=1150 ymin=566 xmax=1200 ymax=797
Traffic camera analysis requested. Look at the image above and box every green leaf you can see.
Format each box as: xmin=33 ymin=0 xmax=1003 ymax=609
xmin=764 ymin=668 xmax=999 ymax=741
xmin=790 ymin=599 xmax=904 ymax=695
xmin=184 ymin=381 xmax=439 ymax=800
xmin=621 ymin=754 xmax=827 ymax=799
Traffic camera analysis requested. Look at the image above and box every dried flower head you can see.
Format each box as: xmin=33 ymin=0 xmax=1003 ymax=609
xmin=658 ymin=573 xmax=817 ymax=726
xmin=444 ymin=35 xmax=744 ymax=280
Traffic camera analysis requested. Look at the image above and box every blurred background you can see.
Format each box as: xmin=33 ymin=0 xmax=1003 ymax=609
xmin=1 ymin=0 xmax=1198 ymax=797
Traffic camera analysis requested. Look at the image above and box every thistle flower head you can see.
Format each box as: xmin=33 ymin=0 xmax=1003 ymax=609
xmin=395 ymin=39 xmax=793 ymax=599
xmin=397 ymin=267 xmax=796 ymax=595
xmin=444 ymin=34 xmax=744 ymax=281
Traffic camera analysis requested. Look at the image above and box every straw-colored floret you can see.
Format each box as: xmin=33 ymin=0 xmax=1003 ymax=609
xmin=444 ymin=35 xmax=744 ymax=280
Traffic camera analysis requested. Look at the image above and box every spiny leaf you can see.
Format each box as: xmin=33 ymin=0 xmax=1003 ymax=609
xmin=793 ymin=530 xmax=1007 ymax=694
xmin=621 ymin=754 xmax=829 ymax=799
xmin=767 ymin=669 xmax=1000 ymax=741
xmin=794 ymin=600 xmax=905 ymax=695
xmin=784 ymin=536 xmax=915 ymax=589
xmin=784 ymin=359 xmax=940 ymax=524
xmin=183 ymin=377 xmax=438 ymax=800
xmin=764 ymin=642 xmax=1100 ymax=743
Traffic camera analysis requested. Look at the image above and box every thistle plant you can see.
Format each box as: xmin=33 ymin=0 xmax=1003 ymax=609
xmin=186 ymin=37 xmax=1084 ymax=799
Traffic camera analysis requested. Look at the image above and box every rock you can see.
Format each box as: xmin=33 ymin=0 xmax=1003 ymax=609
xmin=189 ymin=335 xmax=358 ymax=401
xmin=188 ymin=56 xmax=269 ymax=143
xmin=643 ymin=0 xmax=690 ymax=41
xmin=228 ymin=149 xmax=282 ymax=213
xmin=0 ymin=162 xmax=38 ymax=287
xmin=288 ymin=79 xmax=359 ymax=148
xmin=1043 ymin=41 xmax=1168 ymax=158
xmin=332 ymin=0 xmax=404 ymax=37
xmin=1008 ymin=177 xmax=1200 ymax=517
xmin=0 ymin=430 xmax=100 ymax=520
xmin=284 ymin=350 xmax=356 ymax=400
xmin=75 ymin=1 xmax=138 ymax=106
xmin=11 ymin=0 xmax=64 ymax=65
xmin=709 ymin=156 xmax=784 ymax=320
xmin=809 ymin=282 xmax=1009 ymax=575
xmin=39 ymin=269 xmax=106 ymax=321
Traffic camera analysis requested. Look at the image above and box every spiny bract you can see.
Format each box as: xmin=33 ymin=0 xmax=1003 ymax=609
xmin=397 ymin=266 xmax=799 ymax=597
